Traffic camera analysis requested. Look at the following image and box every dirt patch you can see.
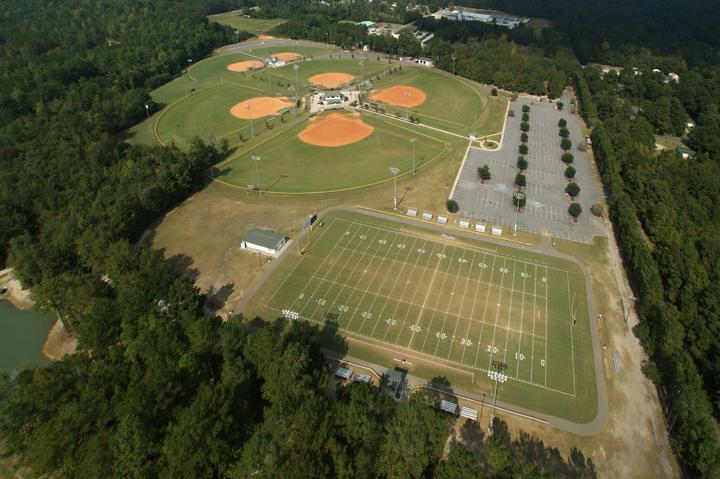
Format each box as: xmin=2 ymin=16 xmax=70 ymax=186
xmin=0 ymin=268 xmax=33 ymax=309
xmin=230 ymin=96 xmax=295 ymax=120
xmin=298 ymin=112 xmax=374 ymax=147
xmin=308 ymin=72 xmax=355 ymax=88
xmin=226 ymin=60 xmax=265 ymax=72
xmin=273 ymin=52 xmax=303 ymax=62
xmin=370 ymin=85 xmax=427 ymax=107
xmin=43 ymin=319 xmax=77 ymax=361
xmin=258 ymin=34 xmax=273 ymax=40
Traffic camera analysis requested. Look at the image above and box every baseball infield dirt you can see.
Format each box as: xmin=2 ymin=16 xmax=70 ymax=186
xmin=273 ymin=52 xmax=303 ymax=62
xmin=370 ymin=85 xmax=427 ymax=107
xmin=230 ymin=96 xmax=295 ymax=119
xmin=227 ymin=60 xmax=265 ymax=72
xmin=298 ymin=112 xmax=374 ymax=147
xmin=308 ymin=72 xmax=355 ymax=88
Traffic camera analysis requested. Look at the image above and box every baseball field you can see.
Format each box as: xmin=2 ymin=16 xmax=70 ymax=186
xmin=247 ymin=209 xmax=598 ymax=423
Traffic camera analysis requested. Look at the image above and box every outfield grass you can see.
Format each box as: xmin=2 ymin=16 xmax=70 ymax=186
xmin=269 ymin=58 xmax=391 ymax=89
xmin=249 ymin=210 xmax=597 ymax=422
xmin=207 ymin=11 xmax=287 ymax=35
xmin=369 ymin=67 xmax=506 ymax=137
xmin=216 ymin=111 xmax=459 ymax=192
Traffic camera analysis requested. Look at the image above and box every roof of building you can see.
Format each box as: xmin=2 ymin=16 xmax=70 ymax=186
xmin=358 ymin=20 xmax=376 ymax=27
xmin=243 ymin=228 xmax=285 ymax=249
xmin=677 ymin=145 xmax=696 ymax=156
xmin=418 ymin=57 xmax=433 ymax=62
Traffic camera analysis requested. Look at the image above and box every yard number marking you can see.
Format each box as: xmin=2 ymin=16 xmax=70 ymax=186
xmin=410 ymin=324 xmax=422 ymax=333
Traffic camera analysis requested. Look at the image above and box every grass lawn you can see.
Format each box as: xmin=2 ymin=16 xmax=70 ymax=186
xmin=269 ymin=58 xmax=392 ymax=89
xmin=247 ymin=209 xmax=598 ymax=422
xmin=216 ymin=111 xmax=458 ymax=193
xmin=207 ymin=11 xmax=286 ymax=35
xmin=369 ymin=67 xmax=507 ymax=137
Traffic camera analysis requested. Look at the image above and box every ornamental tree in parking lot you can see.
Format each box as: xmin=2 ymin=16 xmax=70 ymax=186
xmin=569 ymin=202 xmax=582 ymax=219
xmin=561 ymin=138 xmax=572 ymax=151
xmin=561 ymin=152 xmax=574 ymax=164
xmin=566 ymin=182 xmax=581 ymax=199
xmin=519 ymin=144 xmax=529 ymax=155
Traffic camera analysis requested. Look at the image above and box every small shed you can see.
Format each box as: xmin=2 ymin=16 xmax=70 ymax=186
xmin=241 ymin=228 xmax=287 ymax=256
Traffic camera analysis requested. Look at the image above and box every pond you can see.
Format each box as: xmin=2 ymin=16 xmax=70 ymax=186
xmin=0 ymin=300 xmax=54 ymax=375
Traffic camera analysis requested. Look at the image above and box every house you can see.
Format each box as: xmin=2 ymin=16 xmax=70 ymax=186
xmin=416 ymin=57 xmax=433 ymax=67
xmin=241 ymin=228 xmax=287 ymax=256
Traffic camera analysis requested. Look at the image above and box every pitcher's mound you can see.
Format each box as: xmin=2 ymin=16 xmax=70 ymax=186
xmin=370 ymin=85 xmax=427 ymax=107
xmin=227 ymin=60 xmax=265 ymax=72
xmin=309 ymin=72 xmax=355 ymax=88
xmin=273 ymin=52 xmax=303 ymax=62
xmin=299 ymin=113 xmax=374 ymax=147
xmin=230 ymin=97 xmax=295 ymax=120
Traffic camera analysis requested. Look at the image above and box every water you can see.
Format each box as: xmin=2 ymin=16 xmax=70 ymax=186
xmin=0 ymin=300 xmax=54 ymax=375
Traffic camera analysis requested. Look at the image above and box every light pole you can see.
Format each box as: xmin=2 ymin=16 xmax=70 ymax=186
xmin=144 ymin=103 xmax=150 ymax=120
xmin=512 ymin=191 xmax=525 ymax=234
xmin=294 ymin=64 xmax=300 ymax=99
xmin=389 ymin=167 xmax=400 ymax=209
xmin=404 ymin=91 xmax=411 ymax=119
xmin=182 ymin=69 xmax=189 ymax=96
xmin=360 ymin=60 xmax=364 ymax=84
xmin=451 ymin=55 xmax=456 ymax=76
xmin=487 ymin=361 xmax=508 ymax=436
xmin=409 ymin=138 xmax=417 ymax=175
xmin=252 ymin=155 xmax=261 ymax=197
xmin=247 ymin=104 xmax=255 ymax=138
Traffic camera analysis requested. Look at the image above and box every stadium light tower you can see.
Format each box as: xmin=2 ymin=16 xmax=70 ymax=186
xmin=389 ymin=167 xmax=400 ymax=209
xmin=360 ymin=60 xmax=364 ymax=84
xmin=404 ymin=91 xmax=411 ymax=119
xmin=409 ymin=138 xmax=417 ymax=175
xmin=294 ymin=64 xmax=300 ymax=99
xmin=144 ymin=103 xmax=150 ymax=120
xmin=251 ymin=155 xmax=262 ymax=197
xmin=247 ymin=104 xmax=255 ymax=137
xmin=487 ymin=361 xmax=508 ymax=436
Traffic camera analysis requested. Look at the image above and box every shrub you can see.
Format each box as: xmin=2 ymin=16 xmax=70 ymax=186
xmin=446 ymin=199 xmax=459 ymax=213
xmin=590 ymin=203 xmax=603 ymax=216
xmin=477 ymin=165 xmax=491 ymax=181
xmin=559 ymin=127 xmax=570 ymax=138
xmin=557 ymin=101 xmax=564 ymax=111
xmin=561 ymin=138 xmax=572 ymax=151
xmin=491 ymin=87 xmax=498 ymax=96
xmin=522 ymin=112 xmax=529 ymax=122
xmin=564 ymin=166 xmax=576 ymax=178
xmin=522 ymin=105 xmax=530 ymax=113
xmin=561 ymin=153 xmax=574 ymax=164
xmin=558 ymin=118 xmax=567 ymax=128
xmin=569 ymin=202 xmax=582 ymax=217
xmin=520 ymin=132 xmax=528 ymax=143
xmin=520 ymin=122 xmax=530 ymax=132
xmin=565 ymin=182 xmax=581 ymax=198
xmin=517 ymin=157 xmax=528 ymax=170
xmin=515 ymin=174 xmax=526 ymax=187
xmin=519 ymin=144 xmax=529 ymax=155
xmin=508 ymin=109 xmax=515 ymax=117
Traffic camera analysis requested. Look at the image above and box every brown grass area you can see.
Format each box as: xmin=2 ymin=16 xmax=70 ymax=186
xmin=227 ymin=60 xmax=265 ymax=72
xmin=273 ymin=52 xmax=303 ymax=62
xmin=308 ymin=72 xmax=355 ymax=88
xmin=298 ymin=112 xmax=374 ymax=147
xmin=230 ymin=96 xmax=294 ymax=119
xmin=370 ymin=85 xmax=427 ymax=107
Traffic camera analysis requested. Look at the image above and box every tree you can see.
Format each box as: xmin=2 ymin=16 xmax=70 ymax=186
xmin=559 ymin=118 xmax=567 ymax=128
xmin=519 ymin=144 xmax=529 ymax=155
xmin=491 ymin=88 xmax=498 ymax=96
xmin=515 ymin=174 xmax=526 ymax=187
xmin=477 ymin=165 xmax=491 ymax=182
xmin=565 ymin=166 xmax=576 ymax=179
xmin=522 ymin=105 xmax=530 ymax=113
xmin=569 ymin=202 xmax=582 ymax=218
xmin=520 ymin=122 xmax=530 ymax=132
xmin=522 ymin=112 xmax=529 ymax=122
xmin=561 ymin=138 xmax=572 ymax=151
xmin=566 ymin=182 xmax=581 ymax=198
xmin=520 ymin=132 xmax=528 ymax=143
xmin=446 ymin=199 xmax=459 ymax=213
xmin=559 ymin=127 xmax=570 ymax=138
xmin=557 ymin=101 xmax=564 ymax=111
xmin=434 ymin=443 xmax=484 ymax=479
xmin=517 ymin=157 xmax=528 ymax=171
xmin=512 ymin=194 xmax=526 ymax=209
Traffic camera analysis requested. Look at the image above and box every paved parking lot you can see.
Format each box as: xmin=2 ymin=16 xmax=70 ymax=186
xmin=451 ymin=91 xmax=605 ymax=244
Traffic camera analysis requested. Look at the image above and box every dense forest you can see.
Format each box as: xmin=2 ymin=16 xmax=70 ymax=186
xmin=0 ymin=0 xmax=600 ymax=477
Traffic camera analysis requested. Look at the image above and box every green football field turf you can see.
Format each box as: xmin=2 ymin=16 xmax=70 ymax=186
xmin=255 ymin=210 xmax=598 ymax=422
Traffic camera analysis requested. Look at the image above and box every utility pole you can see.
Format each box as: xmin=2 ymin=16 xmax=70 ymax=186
xmin=487 ymin=361 xmax=508 ymax=436
xmin=512 ymin=191 xmax=525 ymax=234
xmin=389 ymin=167 xmax=400 ymax=209
xmin=410 ymin=138 xmax=417 ymax=175
xmin=251 ymin=155 xmax=261 ymax=197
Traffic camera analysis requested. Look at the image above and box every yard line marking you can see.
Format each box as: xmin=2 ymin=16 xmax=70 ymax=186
xmin=485 ymin=257 xmax=508 ymax=371
xmin=544 ymin=264 xmax=549 ymax=387
xmin=370 ymin=236 xmax=420 ymax=338
xmin=515 ymin=262 xmax=529 ymax=378
xmin=310 ymin=226 xmax=384 ymax=323
xmin=420 ymin=245 xmax=459 ymax=352
xmin=446 ymin=249 xmax=478 ymax=360
xmin=500 ymin=258 xmax=518 ymax=370
xmin=429 ymin=245 xmax=466 ymax=355
xmin=460 ymin=252 xmax=487 ymax=365
xmin=530 ymin=263 xmax=538 ymax=383
xmin=473 ymin=253 xmax=498 ymax=369
xmin=409 ymin=243 xmax=448 ymax=349
xmin=566 ymin=270 xmax=577 ymax=396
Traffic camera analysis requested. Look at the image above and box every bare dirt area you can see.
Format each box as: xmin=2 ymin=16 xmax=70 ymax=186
xmin=272 ymin=52 xmax=303 ymax=62
xmin=298 ymin=112 xmax=374 ymax=147
xmin=42 ymin=320 xmax=77 ymax=360
xmin=226 ymin=59 xmax=265 ymax=72
xmin=230 ymin=96 xmax=294 ymax=119
xmin=308 ymin=72 xmax=355 ymax=88
xmin=370 ymin=85 xmax=427 ymax=107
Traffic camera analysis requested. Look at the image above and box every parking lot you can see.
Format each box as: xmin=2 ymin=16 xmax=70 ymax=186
xmin=451 ymin=91 xmax=605 ymax=244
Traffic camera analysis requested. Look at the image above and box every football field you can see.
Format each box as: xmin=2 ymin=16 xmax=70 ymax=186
xmin=261 ymin=211 xmax=598 ymax=421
